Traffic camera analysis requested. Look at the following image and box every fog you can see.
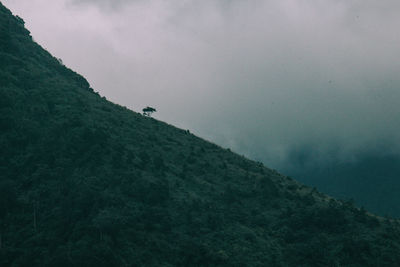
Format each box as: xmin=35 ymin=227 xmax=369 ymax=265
xmin=4 ymin=0 xmax=400 ymax=169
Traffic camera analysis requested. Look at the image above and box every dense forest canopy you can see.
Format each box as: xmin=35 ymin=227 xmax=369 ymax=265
xmin=1 ymin=2 xmax=400 ymax=266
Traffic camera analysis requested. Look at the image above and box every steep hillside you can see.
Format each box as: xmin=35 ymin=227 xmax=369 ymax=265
xmin=1 ymin=3 xmax=400 ymax=266
xmin=283 ymin=151 xmax=400 ymax=217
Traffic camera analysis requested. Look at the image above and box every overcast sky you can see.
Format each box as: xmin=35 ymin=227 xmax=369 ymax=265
xmin=3 ymin=0 xmax=400 ymax=169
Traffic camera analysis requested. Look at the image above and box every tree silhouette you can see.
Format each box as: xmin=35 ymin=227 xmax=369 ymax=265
xmin=142 ymin=106 xmax=156 ymax=117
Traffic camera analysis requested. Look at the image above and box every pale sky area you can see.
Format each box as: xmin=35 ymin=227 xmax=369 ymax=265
xmin=3 ymin=0 xmax=400 ymax=169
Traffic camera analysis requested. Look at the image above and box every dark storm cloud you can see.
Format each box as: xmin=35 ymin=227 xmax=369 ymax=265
xmin=4 ymin=0 xmax=400 ymax=168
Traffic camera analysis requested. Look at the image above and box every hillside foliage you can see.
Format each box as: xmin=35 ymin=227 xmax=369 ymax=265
xmin=285 ymin=150 xmax=400 ymax=217
xmin=1 ymin=3 xmax=400 ymax=266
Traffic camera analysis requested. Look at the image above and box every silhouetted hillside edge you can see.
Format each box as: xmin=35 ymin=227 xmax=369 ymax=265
xmin=284 ymin=149 xmax=400 ymax=217
xmin=1 ymin=3 xmax=400 ymax=266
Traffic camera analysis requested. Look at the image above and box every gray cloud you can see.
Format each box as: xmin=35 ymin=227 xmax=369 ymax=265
xmin=4 ymin=0 xmax=400 ymax=169
xmin=68 ymin=0 xmax=138 ymax=10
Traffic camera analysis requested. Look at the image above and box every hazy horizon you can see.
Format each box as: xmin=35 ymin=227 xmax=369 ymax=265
xmin=4 ymin=0 xmax=400 ymax=170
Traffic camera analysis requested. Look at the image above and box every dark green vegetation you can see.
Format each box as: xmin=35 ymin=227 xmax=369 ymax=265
xmin=284 ymin=150 xmax=400 ymax=218
xmin=1 ymin=3 xmax=400 ymax=266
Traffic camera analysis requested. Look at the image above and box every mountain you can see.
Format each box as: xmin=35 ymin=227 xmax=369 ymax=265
xmin=282 ymin=149 xmax=400 ymax=218
xmin=1 ymin=3 xmax=400 ymax=266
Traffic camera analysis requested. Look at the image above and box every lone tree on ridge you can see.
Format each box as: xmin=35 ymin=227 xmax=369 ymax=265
xmin=142 ymin=106 xmax=156 ymax=117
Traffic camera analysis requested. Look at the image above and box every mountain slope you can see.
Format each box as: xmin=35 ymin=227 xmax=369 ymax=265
xmin=1 ymin=3 xmax=400 ymax=266
xmin=283 ymin=150 xmax=400 ymax=217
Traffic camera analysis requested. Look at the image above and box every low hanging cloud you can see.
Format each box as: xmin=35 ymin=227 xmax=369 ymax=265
xmin=4 ymin=0 xmax=400 ymax=168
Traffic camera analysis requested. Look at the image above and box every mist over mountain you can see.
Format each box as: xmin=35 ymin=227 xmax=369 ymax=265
xmin=281 ymin=147 xmax=400 ymax=217
xmin=4 ymin=0 xmax=400 ymax=218
xmin=4 ymin=0 xmax=400 ymax=158
xmin=2 ymin=2 xmax=400 ymax=266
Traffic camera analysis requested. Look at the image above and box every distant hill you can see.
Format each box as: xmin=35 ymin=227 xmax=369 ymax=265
xmin=283 ymin=150 xmax=400 ymax=218
xmin=1 ymin=3 xmax=400 ymax=266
